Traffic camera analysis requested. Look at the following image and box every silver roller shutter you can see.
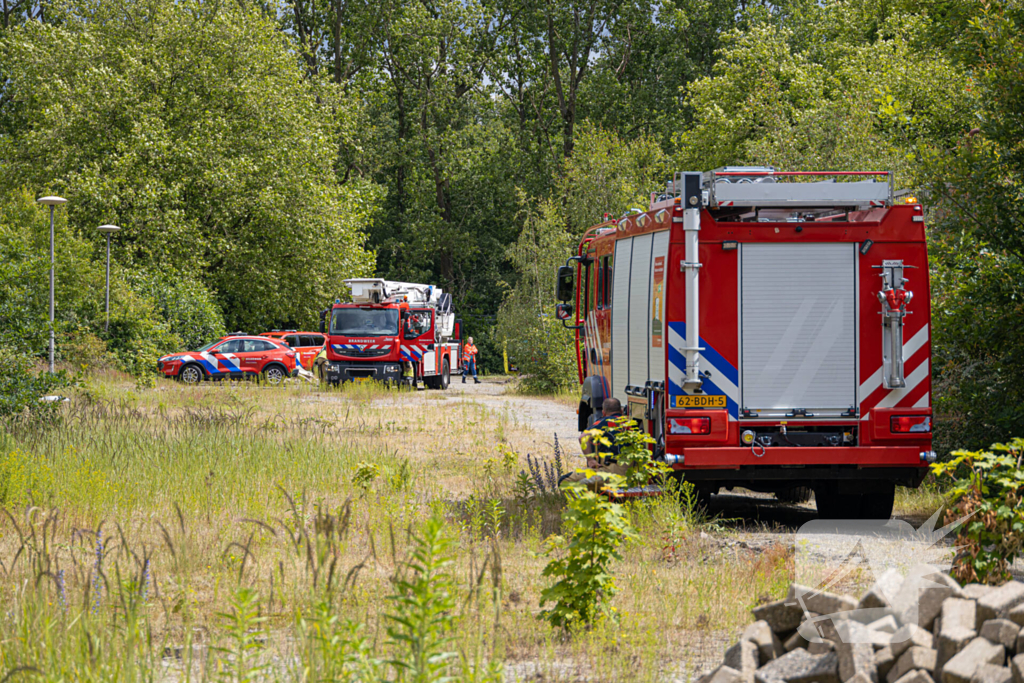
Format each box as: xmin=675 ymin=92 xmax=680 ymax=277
xmin=628 ymin=233 xmax=653 ymax=390
xmin=740 ymin=243 xmax=857 ymax=414
xmin=611 ymin=238 xmax=633 ymax=402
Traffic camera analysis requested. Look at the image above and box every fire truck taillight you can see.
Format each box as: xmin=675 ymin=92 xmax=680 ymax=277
xmin=891 ymin=415 xmax=931 ymax=434
xmin=669 ymin=417 xmax=711 ymax=435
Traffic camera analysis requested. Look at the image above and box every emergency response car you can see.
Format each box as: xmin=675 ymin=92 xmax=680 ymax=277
xmin=157 ymin=334 xmax=299 ymax=385
xmin=555 ymin=168 xmax=934 ymax=519
xmin=319 ymin=279 xmax=461 ymax=388
xmin=259 ymin=330 xmax=326 ymax=371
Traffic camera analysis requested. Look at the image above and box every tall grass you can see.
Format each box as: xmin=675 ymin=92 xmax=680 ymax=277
xmin=0 ymin=375 xmax=802 ymax=681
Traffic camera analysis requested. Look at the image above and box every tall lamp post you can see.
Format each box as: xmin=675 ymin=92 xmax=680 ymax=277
xmin=97 ymin=225 xmax=121 ymax=333
xmin=37 ymin=196 xmax=67 ymax=374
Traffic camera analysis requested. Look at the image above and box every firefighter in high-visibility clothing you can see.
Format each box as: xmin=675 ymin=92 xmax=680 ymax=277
xmin=461 ymin=337 xmax=480 ymax=384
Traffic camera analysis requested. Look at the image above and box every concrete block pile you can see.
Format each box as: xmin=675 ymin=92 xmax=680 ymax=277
xmin=697 ymin=568 xmax=1024 ymax=683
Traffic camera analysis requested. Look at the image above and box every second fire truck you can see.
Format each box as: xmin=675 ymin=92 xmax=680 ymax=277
xmin=320 ymin=279 xmax=461 ymax=388
xmin=555 ymin=168 xmax=935 ymax=519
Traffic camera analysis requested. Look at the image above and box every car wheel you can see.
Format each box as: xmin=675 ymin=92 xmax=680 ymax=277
xmin=440 ymin=359 xmax=450 ymax=390
xmin=179 ymin=364 xmax=204 ymax=385
xmin=263 ymin=365 xmax=286 ymax=385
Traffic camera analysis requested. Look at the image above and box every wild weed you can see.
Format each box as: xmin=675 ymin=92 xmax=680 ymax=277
xmin=385 ymin=514 xmax=458 ymax=682
xmin=539 ymin=476 xmax=637 ymax=631
xmin=214 ymin=587 xmax=267 ymax=682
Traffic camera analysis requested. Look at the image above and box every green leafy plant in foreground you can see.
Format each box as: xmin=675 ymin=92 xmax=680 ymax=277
xmin=931 ymin=437 xmax=1024 ymax=584
xmin=385 ymin=514 xmax=458 ymax=682
xmin=214 ymin=587 xmax=268 ymax=683
xmin=539 ymin=476 xmax=638 ymax=630
xmin=582 ymin=417 xmax=671 ymax=488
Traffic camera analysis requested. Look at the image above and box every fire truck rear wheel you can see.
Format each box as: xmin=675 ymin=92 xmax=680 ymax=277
xmin=776 ymin=486 xmax=813 ymax=504
xmin=813 ymin=483 xmax=894 ymax=520
xmin=440 ymin=359 xmax=450 ymax=389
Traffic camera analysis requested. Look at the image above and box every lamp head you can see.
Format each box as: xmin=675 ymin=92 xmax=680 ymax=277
xmin=37 ymin=196 xmax=67 ymax=206
xmin=97 ymin=224 xmax=121 ymax=234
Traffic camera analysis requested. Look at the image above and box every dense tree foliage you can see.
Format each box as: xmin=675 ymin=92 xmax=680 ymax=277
xmin=0 ymin=0 xmax=1020 ymax=449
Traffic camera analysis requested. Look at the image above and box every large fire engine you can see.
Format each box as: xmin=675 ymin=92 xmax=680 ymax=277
xmin=554 ymin=168 xmax=935 ymax=519
xmin=319 ymin=279 xmax=461 ymax=388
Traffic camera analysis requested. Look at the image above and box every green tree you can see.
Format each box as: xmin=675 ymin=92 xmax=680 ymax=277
xmin=0 ymin=0 xmax=376 ymax=333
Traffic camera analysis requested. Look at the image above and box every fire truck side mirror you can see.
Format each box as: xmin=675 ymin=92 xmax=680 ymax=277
xmin=555 ymin=303 xmax=574 ymax=321
xmin=319 ymin=309 xmax=328 ymax=334
xmin=555 ymin=266 xmax=574 ymax=302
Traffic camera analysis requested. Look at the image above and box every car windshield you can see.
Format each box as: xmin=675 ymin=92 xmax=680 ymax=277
xmin=191 ymin=340 xmax=220 ymax=353
xmin=331 ymin=308 xmax=399 ymax=336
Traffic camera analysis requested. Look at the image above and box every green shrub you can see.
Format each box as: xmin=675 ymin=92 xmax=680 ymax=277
xmin=0 ymin=346 xmax=75 ymax=420
xmin=539 ymin=476 xmax=637 ymax=630
xmin=931 ymin=437 xmax=1024 ymax=584
xmin=126 ymin=271 xmax=226 ymax=351
xmin=582 ymin=417 xmax=671 ymax=488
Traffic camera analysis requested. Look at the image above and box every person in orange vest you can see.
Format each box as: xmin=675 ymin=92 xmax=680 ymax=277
xmin=461 ymin=337 xmax=480 ymax=384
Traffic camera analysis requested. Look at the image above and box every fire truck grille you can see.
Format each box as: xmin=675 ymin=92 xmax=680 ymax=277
xmin=338 ymin=348 xmax=390 ymax=358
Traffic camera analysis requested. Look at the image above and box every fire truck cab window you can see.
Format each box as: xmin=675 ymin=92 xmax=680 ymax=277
xmin=404 ymin=310 xmax=433 ymax=338
xmin=331 ymin=309 xmax=399 ymax=336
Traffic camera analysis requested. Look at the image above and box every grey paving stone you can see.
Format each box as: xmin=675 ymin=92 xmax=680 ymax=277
xmin=893 ymin=568 xmax=964 ymax=630
xmin=939 ymin=630 xmax=979 ymax=680
xmin=787 ymin=632 xmax=811 ymax=652
xmin=790 ymin=652 xmax=842 ymax=683
xmin=981 ymin=620 xmax=1019 ymax=651
xmin=756 ymin=649 xmax=837 ymax=683
xmin=1008 ymin=605 xmax=1024 ymax=629
xmin=944 ymin=601 xmax=980 ymax=636
xmin=876 ymin=647 xmax=896 ymax=681
xmin=709 ymin=666 xmax=745 ymax=683
xmin=942 ymin=637 xmax=1006 ymax=683
xmin=838 ymin=641 xmax=878 ymax=683
xmin=893 ymin=672 xmax=937 ymax=683
xmin=892 ymin=625 xmax=936 ymax=659
xmin=978 ymin=583 xmax=1024 ymax=629
xmin=971 ymin=665 xmax=1012 ymax=683
xmin=790 ymin=584 xmax=858 ymax=618
xmin=888 ymin=647 xmax=939 ymax=683
xmin=756 ymin=599 xmax=808 ymax=635
xmin=726 ymin=639 xmax=761 ymax=683
xmin=746 ymin=620 xmax=785 ymax=663
xmin=860 ymin=570 xmax=907 ymax=610
xmin=870 ymin=616 xmax=901 ymax=635
xmin=1010 ymin=654 xmax=1024 ymax=683
xmin=965 ymin=586 xmax=994 ymax=601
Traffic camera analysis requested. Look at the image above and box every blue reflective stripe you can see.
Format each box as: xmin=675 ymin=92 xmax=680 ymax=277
xmin=668 ymin=322 xmax=738 ymax=386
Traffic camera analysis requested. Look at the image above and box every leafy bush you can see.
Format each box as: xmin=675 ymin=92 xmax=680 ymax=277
xmin=126 ymin=271 xmax=225 ymax=351
xmin=931 ymin=437 xmax=1024 ymax=584
xmin=496 ymin=197 xmax=578 ymax=393
xmin=539 ymin=476 xmax=637 ymax=630
xmin=0 ymin=347 xmax=75 ymax=421
xmin=582 ymin=417 xmax=670 ymax=488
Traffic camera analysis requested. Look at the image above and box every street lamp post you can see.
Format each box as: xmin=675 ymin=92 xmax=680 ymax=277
xmin=97 ymin=225 xmax=121 ymax=333
xmin=37 ymin=196 xmax=67 ymax=374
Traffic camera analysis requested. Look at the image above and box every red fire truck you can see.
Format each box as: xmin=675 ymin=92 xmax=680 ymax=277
xmin=319 ymin=279 xmax=461 ymax=388
xmin=554 ymin=168 xmax=935 ymax=519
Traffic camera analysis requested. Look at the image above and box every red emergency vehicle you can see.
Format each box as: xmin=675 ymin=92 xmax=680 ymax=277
xmin=554 ymin=168 xmax=934 ymax=519
xmin=319 ymin=279 xmax=461 ymax=388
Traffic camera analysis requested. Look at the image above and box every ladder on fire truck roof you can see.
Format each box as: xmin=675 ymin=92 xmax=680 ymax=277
xmin=344 ymin=278 xmax=452 ymax=313
xmin=659 ymin=167 xmax=894 ymax=211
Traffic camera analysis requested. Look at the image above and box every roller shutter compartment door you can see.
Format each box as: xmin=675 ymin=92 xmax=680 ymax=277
xmin=740 ymin=243 xmax=856 ymax=413
xmin=611 ymin=238 xmax=633 ymax=402
xmin=648 ymin=231 xmax=670 ymax=384
xmin=628 ymin=233 xmax=653 ymax=389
